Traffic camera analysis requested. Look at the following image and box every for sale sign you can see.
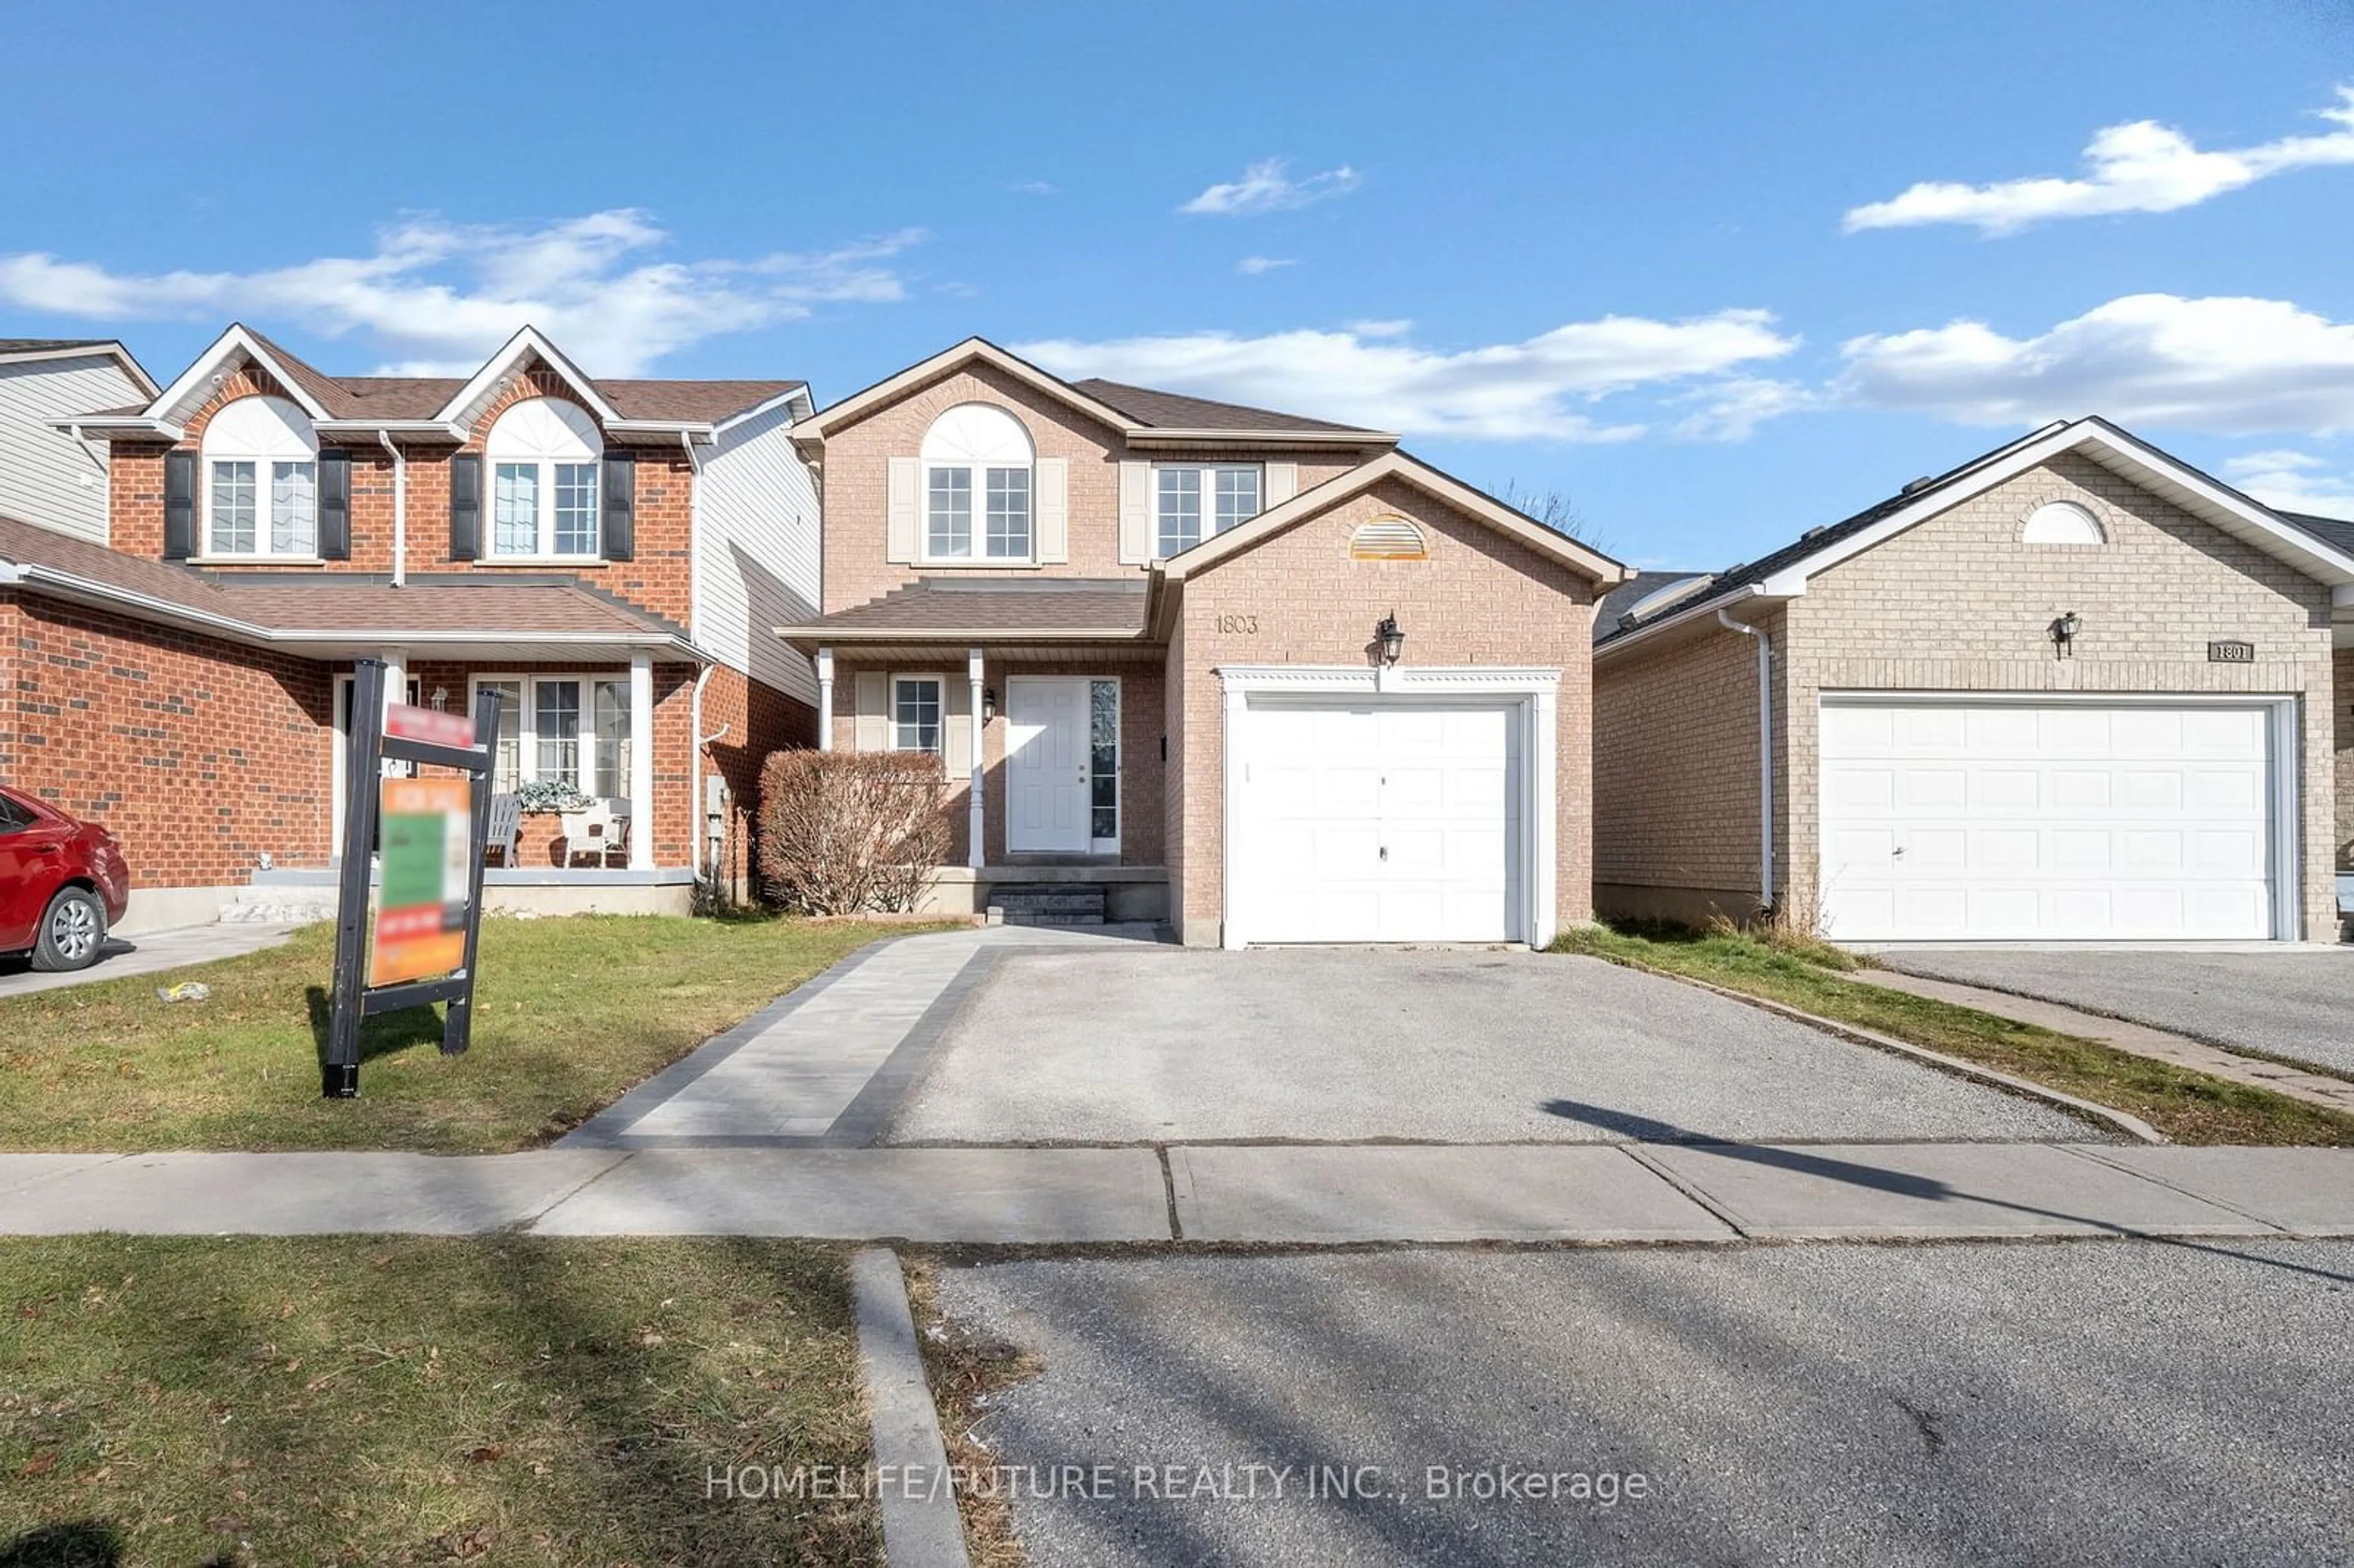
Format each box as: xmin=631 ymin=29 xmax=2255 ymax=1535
xmin=370 ymin=775 xmax=473 ymax=986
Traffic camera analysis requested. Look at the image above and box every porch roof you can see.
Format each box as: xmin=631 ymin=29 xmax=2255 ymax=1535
xmin=778 ymin=577 xmax=1157 ymax=650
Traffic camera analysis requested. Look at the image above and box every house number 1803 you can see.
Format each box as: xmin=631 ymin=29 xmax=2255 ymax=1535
xmin=1214 ymin=614 xmax=1259 ymax=635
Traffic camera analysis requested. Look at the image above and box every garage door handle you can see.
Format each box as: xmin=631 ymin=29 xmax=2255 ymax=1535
xmin=1892 ymin=847 xmax=1905 ymax=858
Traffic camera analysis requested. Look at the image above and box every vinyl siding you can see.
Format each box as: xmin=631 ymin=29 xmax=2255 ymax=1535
xmin=690 ymin=400 xmax=821 ymax=704
xmin=0 ymin=356 xmax=145 ymax=542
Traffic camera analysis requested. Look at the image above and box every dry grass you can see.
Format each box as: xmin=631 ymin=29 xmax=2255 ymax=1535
xmin=902 ymin=1258 xmax=1042 ymax=1568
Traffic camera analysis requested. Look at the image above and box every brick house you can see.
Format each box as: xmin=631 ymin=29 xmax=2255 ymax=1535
xmin=780 ymin=338 xmax=1626 ymax=947
xmin=1593 ymin=417 xmax=2354 ymax=943
xmin=6 ymin=323 xmax=819 ymax=931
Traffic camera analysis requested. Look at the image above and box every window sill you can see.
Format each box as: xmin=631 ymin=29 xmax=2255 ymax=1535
xmin=913 ymin=559 xmax=1042 ymax=571
xmin=192 ymin=555 xmax=327 ymax=567
xmin=472 ymin=556 xmax=610 ymax=569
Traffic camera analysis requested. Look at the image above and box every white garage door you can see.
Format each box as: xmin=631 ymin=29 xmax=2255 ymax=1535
xmin=1818 ymin=698 xmax=2281 ymax=942
xmin=1232 ymin=698 xmax=1521 ymax=943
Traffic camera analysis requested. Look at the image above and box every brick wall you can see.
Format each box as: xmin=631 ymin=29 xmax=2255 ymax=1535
xmin=810 ymin=362 xmax=1370 ymax=612
xmin=2337 ymin=647 xmax=2354 ymax=875
xmin=1 ymin=590 xmax=333 ymax=888
xmin=1171 ymin=476 xmax=1598 ymax=942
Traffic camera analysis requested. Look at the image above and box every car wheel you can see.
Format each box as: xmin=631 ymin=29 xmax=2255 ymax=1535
xmin=31 ymin=886 xmax=106 ymax=972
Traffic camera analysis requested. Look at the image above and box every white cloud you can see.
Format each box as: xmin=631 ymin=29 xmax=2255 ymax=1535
xmin=1836 ymin=293 xmax=2354 ymax=433
xmin=0 ymin=210 xmax=925 ymax=376
xmin=1010 ymin=180 xmax=1059 ymax=197
xmin=1180 ymin=159 xmax=1362 ymax=216
xmin=1669 ymin=376 xmax=1819 ymax=442
xmin=1236 ymin=256 xmax=1296 ymax=275
xmin=1014 ymin=313 xmax=1801 ymax=442
xmin=1846 ymin=86 xmax=2354 ymax=234
xmin=2224 ymin=450 xmax=2354 ymax=517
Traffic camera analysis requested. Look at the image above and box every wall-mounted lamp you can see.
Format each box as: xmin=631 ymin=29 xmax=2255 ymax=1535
xmin=430 ymin=686 xmax=449 ymax=711
xmin=982 ymin=686 xmax=998 ymax=723
xmin=2048 ymin=611 xmax=2081 ymax=658
xmin=1375 ymin=612 xmax=1406 ymax=668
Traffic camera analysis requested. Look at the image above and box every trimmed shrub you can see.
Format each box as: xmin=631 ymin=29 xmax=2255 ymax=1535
xmin=756 ymin=749 xmax=951 ymax=915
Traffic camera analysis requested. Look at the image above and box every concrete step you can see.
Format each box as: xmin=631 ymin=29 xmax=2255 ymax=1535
xmin=987 ymin=883 xmax=1110 ymax=926
xmin=220 ymin=889 xmax=338 ymax=924
xmin=1003 ymin=910 xmax=1107 ymax=927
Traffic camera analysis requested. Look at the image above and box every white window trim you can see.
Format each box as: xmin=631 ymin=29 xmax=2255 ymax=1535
xmin=920 ymin=462 xmax=1035 ymax=565
xmin=486 ymin=457 xmax=603 ymax=563
xmin=890 ymin=672 xmax=948 ymax=764
xmin=468 ymin=672 xmax=635 ymax=799
xmin=1088 ymin=676 xmax=1122 ymax=855
xmin=1154 ymin=461 xmax=1263 ymax=558
xmin=329 ymin=672 xmax=421 ymax=848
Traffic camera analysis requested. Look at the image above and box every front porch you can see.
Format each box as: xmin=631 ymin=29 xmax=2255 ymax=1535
xmin=238 ymin=863 xmax=702 ymax=920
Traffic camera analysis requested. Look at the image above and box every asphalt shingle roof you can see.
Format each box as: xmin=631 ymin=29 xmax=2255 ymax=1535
xmin=784 ymin=578 xmax=1150 ymax=638
xmin=1070 ymin=378 xmax=1384 ymax=436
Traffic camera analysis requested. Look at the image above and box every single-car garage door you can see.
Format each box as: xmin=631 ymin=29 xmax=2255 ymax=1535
xmin=1231 ymin=698 xmax=1522 ymax=943
xmin=1818 ymin=697 xmax=2284 ymax=942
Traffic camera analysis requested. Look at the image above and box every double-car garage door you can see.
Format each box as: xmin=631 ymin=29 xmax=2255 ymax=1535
xmin=1819 ymin=696 xmax=2287 ymax=941
xmin=1230 ymin=697 xmax=1523 ymax=943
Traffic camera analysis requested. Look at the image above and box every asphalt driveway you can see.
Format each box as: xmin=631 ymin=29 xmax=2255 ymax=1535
xmin=886 ymin=947 xmax=2095 ymax=1145
xmin=931 ymin=1242 xmax=2354 ymax=1567
xmin=1877 ymin=946 xmax=2354 ymax=1078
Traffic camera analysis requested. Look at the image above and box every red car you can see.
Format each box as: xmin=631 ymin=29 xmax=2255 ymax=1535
xmin=0 ymin=786 xmax=131 ymax=971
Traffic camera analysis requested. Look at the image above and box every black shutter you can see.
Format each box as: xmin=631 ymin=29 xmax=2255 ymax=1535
xmin=601 ymin=449 xmax=636 ymax=561
xmin=449 ymin=453 xmax=481 ymax=561
xmin=163 ymin=450 xmax=197 ymax=560
xmin=316 ymin=449 xmax=352 ymax=561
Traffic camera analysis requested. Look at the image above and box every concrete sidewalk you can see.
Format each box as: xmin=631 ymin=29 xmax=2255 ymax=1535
xmin=6 ymin=1140 xmax=2350 ymax=1245
xmin=0 ymin=921 xmax=297 ymax=999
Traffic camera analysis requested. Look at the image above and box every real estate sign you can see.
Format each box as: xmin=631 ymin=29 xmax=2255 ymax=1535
xmin=370 ymin=774 xmax=474 ymax=986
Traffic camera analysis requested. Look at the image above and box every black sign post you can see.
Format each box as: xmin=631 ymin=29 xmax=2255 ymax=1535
xmin=323 ymin=658 xmax=502 ymax=1098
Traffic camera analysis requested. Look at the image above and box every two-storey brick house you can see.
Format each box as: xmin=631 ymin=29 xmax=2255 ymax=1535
xmin=6 ymin=322 xmax=819 ymax=930
xmin=782 ymin=339 xmax=1626 ymax=946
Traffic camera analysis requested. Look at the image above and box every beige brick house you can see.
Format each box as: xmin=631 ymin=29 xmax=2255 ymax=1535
xmin=1594 ymin=417 xmax=2354 ymax=943
xmin=782 ymin=339 xmax=1625 ymax=947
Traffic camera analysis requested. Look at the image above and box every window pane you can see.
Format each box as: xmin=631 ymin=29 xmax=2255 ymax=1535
xmin=1214 ymin=466 xmax=1260 ymax=533
xmin=210 ymin=460 xmax=256 ymax=554
xmin=927 ymin=468 xmax=972 ymax=558
xmin=481 ymin=682 xmax=523 ymax=793
xmin=1156 ymin=468 xmax=1202 ymax=557
xmin=270 ymin=460 xmax=316 ymax=555
xmin=493 ymin=463 xmax=539 ymax=555
xmin=986 ymin=466 xmax=1030 ymax=558
xmin=894 ymin=679 xmax=942 ymax=753
xmin=534 ymin=679 xmax=581 ymax=787
xmin=554 ymin=462 xmax=598 ymax=555
xmin=592 ymin=678 xmax=631 ymax=797
xmin=1089 ymin=680 xmax=1118 ymax=842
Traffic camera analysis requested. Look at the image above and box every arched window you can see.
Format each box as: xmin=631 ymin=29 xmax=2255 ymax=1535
xmin=201 ymin=395 xmax=318 ymax=557
xmin=2021 ymin=500 xmax=2106 ymax=546
xmin=484 ymin=397 xmax=603 ymax=558
xmin=920 ymin=403 xmax=1034 ymax=561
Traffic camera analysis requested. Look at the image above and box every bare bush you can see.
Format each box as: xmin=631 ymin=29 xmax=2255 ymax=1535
xmin=757 ymin=750 xmax=951 ymax=915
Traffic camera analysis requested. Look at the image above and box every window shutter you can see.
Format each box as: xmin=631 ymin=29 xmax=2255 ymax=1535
xmin=601 ymin=450 xmax=636 ymax=561
xmin=885 ymin=457 xmax=919 ymax=563
xmin=944 ymin=677 xmax=973 ymax=778
xmin=317 ymin=449 xmax=352 ymax=560
xmin=1118 ymin=460 xmax=1153 ymax=564
xmin=1035 ymin=457 xmax=1068 ymax=564
xmin=853 ymin=671 xmax=889 ymax=752
xmin=1263 ymin=460 xmax=1298 ymax=509
xmin=162 ymin=450 xmax=197 ymax=560
xmin=448 ymin=453 xmax=482 ymax=561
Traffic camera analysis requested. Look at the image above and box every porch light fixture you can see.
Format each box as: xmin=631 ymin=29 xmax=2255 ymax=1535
xmin=1375 ymin=613 xmax=1406 ymax=667
xmin=983 ymin=686 xmax=998 ymax=722
xmin=2049 ymin=611 xmax=2081 ymax=658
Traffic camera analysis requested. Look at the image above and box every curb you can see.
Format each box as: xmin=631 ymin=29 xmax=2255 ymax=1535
xmin=851 ymin=1247 xmax=973 ymax=1567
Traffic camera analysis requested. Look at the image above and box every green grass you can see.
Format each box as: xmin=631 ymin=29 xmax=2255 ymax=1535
xmin=0 ymin=915 xmax=948 ymax=1154
xmin=0 ymin=1236 xmax=875 ymax=1567
xmin=1553 ymin=921 xmax=2354 ymax=1146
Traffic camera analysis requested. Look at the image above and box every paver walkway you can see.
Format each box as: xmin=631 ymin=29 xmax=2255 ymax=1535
xmin=1852 ymin=967 xmax=2354 ymax=1116
xmin=0 ymin=921 xmax=297 ymax=999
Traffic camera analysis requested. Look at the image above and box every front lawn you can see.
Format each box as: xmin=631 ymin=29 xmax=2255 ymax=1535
xmin=1553 ymin=923 xmax=2354 ymax=1146
xmin=0 ymin=915 xmax=947 ymax=1154
xmin=0 ymin=1236 xmax=874 ymax=1567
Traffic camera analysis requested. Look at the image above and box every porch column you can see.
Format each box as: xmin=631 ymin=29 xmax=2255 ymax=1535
xmin=628 ymin=650 xmax=655 ymax=870
xmin=379 ymin=648 xmax=408 ymax=782
xmin=967 ymin=647 xmax=985 ymax=869
xmin=815 ymin=646 xmax=835 ymax=752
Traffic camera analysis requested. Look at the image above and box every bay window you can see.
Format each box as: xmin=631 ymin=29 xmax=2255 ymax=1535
xmin=1156 ymin=463 xmax=1260 ymax=557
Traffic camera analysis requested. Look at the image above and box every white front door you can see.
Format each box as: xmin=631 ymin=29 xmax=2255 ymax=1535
xmin=1818 ymin=697 xmax=2280 ymax=940
xmin=1232 ymin=698 xmax=1520 ymax=943
xmin=1006 ymin=677 xmax=1091 ymax=853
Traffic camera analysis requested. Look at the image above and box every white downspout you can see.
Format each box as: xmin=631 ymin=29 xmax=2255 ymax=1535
xmin=377 ymin=431 xmax=407 ymax=586
xmin=1718 ymin=609 xmax=1775 ymax=915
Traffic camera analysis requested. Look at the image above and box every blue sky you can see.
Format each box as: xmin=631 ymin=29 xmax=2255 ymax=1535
xmin=5 ymin=1 xmax=2352 ymax=568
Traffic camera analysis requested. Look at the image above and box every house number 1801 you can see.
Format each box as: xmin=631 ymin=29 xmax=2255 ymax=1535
xmin=1214 ymin=614 xmax=1259 ymax=635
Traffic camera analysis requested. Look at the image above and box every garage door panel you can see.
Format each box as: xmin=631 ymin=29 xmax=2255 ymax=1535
xmin=1819 ymin=699 xmax=2277 ymax=941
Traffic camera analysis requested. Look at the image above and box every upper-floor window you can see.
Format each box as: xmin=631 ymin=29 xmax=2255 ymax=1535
xmin=484 ymin=397 xmax=603 ymax=559
xmin=920 ymin=403 xmax=1032 ymax=562
xmin=1156 ymin=463 xmax=1261 ymax=557
xmin=202 ymin=395 xmax=318 ymax=558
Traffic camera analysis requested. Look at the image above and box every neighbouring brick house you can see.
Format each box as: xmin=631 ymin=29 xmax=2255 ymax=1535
xmin=1593 ymin=417 xmax=2354 ymax=943
xmin=780 ymin=338 xmax=1625 ymax=947
xmin=4 ymin=322 xmax=820 ymax=931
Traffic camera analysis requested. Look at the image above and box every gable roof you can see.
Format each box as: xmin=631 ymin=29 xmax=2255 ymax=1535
xmin=1596 ymin=417 xmax=2354 ymax=658
xmin=0 ymin=338 xmax=158 ymax=397
xmin=794 ymin=337 xmax=1397 ymax=448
